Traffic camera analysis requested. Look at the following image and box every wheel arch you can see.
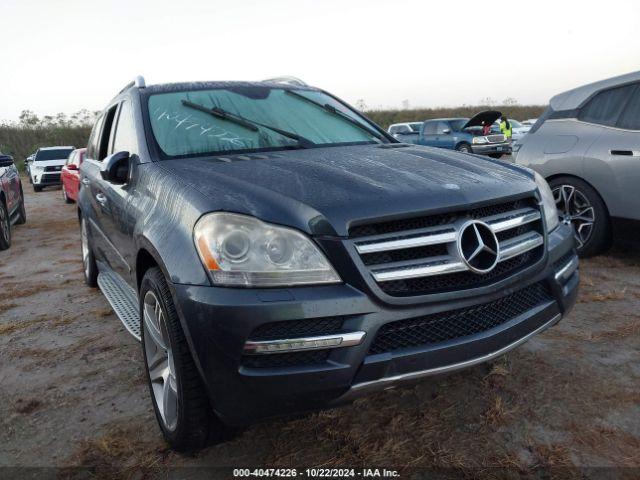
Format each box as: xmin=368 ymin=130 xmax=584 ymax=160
xmin=455 ymin=141 xmax=471 ymax=150
xmin=545 ymin=173 xmax=612 ymax=220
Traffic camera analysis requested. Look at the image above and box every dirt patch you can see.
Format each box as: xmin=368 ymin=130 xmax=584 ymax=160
xmin=1 ymin=186 xmax=639 ymax=476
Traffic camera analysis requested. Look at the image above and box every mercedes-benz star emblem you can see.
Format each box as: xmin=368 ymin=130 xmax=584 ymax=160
xmin=457 ymin=220 xmax=500 ymax=274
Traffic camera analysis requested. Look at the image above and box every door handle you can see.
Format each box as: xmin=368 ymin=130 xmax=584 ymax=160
xmin=610 ymin=150 xmax=640 ymax=157
xmin=95 ymin=192 xmax=107 ymax=206
xmin=82 ymin=177 xmax=91 ymax=186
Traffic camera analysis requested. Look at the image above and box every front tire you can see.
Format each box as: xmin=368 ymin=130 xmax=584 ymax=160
xmin=140 ymin=267 xmax=224 ymax=451
xmin=0 ymin=200 xmax=11 ymax=251
xmin=548 ymin=176 xmax=611 ymax=257
xmin=456 ymin=143 xmax=472 ymax=153
xmin=33 ymin=185 xmax=43 ymax=192
xmin=80 ymin=217 xmax=98 ymax=287
xmin=489 ymin=153 xmax=503 ymax=159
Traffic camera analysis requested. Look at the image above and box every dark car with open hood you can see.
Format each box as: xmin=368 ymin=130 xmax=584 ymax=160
xmin=394 ymin=110 xmax=512 ymax=158
xmin=0 ymin=154 xmax=27 ymax=250
xmin=78 ymin=76 xmax=578 ymax=451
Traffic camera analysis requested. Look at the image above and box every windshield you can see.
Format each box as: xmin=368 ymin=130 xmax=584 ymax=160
xmin=509 ymin=119 xmax=523 ymax=128
xmin=449 ymin=119 xmax=468 ymax=132
xmin=148 ymin=87 xmax=386 ymax=157
xmin=35 ymin=148 xmax=73 ymax=161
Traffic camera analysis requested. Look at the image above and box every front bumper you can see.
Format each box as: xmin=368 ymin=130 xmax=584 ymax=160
xmin=32 ymin=172 xmax=62 ymax=185
xmin=471 ymin=142 xmax=512 ymax=155
xmin=173 ymin=223 xmax=578 ymax=426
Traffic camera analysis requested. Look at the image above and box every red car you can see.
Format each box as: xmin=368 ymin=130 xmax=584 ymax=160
xmin=61 ymin=148 xmax=85 ymax=203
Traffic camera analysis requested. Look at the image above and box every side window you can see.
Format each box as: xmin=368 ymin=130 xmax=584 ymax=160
xmin=578 ymin=84 xmax=636 ymax=127
xmin=86 ymin=116 xmax=103 ymax=159
xmin=436 ymin=121 xmax=450 ymax=134
xmin=98 ymin=105 xmax=118 ymax=161
xmin=112 ymin=101 xmax=137 ymax=155
xmin=616 ymin=86 xmax=640 ymax=130
xmin=389 ymin=126 xmax=399 ymax=134
xmin=423 ymin=121 xmax=437 ymax=135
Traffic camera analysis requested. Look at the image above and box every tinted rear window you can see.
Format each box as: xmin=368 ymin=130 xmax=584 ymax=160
xmin=616 ymin=86 xmax=640 ymax=130
xmin=578 ymin=84 xmax=636 ymax=127
xmin=35 ymin=148 xmax=73 ymax=161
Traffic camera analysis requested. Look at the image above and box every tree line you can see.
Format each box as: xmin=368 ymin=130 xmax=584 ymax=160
xmin=0 ymin=110 xmax=98 ymax=170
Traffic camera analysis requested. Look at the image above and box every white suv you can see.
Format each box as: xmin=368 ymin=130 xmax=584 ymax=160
xmin=30 ymin=146 xmax=74 ymax=192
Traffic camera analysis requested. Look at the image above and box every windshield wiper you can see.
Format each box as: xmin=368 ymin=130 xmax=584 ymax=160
xmin=181 ymin=100 xmax=313 ymax=148
xmin=285 ymin=90 xmax=387 ymax=142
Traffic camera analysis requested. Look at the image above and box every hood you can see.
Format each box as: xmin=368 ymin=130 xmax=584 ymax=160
xmin=160 ymin=144 xmax=536 ymax=237
xmin=33 ymin=159 xmax=67 ymax=167
xmin=463 ymin=110 xmax=502 ymax=130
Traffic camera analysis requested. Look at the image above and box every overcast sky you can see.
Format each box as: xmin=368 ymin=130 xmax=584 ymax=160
xmin=1 ymin=0 xmax=639 ymax=121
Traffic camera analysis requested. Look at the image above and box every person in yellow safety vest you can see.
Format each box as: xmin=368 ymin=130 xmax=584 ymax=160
xmin=499 ymin=115 xmax=513 ymax=140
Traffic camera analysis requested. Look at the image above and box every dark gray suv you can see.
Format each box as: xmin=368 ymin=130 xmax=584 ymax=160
xmin=514 ymin=70 xmax=640 ymax=256
xmin=78 ymin=76 xmax=578 ymax=451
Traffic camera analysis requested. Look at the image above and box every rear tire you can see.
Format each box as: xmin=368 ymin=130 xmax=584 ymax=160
xmin=15 ymin=193 xmax=26 ymax=225
xmin=0 ymin=200 xmax=11 ymax=251
xmin=140 ymin=267 xmax=226 ymax=452
xmin=63 ymin=184 xmax=73 ymax=204
xmin=456 ymin=143 xmax=472 ymax=153
xmin=80 ymin=217 xmax=98 ymax=287
xmin=548 ymin=176 xmax=611 ymax=257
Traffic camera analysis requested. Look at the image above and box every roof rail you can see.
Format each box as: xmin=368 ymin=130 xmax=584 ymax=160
xmin=119 ymin=75 xmax=146 ymax=94
xmin=262 ymin=76 xmax=307 ymax=87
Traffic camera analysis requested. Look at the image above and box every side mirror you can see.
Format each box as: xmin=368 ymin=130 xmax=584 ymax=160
xmin=442 ymin=129 xmax=451 ymax=135
xmin=0 ymin=155 xmax=14 ymax=168
xmin=100 ymin=151 xmax=130 ymax=184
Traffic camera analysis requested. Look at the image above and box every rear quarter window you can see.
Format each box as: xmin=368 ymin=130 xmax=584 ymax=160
xmin=578 ymin=84 xmax=636 ymax=127
xmin=616 ymin=86 xmax=640 ymax=130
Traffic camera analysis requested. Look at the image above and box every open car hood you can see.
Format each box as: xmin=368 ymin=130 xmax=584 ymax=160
xmin=463 ymin=110 xmax=502 ymax=129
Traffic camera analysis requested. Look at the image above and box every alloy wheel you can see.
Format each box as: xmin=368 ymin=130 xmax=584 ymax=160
xmin=553 ymin=184 xmax=595 ymax=249
xmin=143 ymin=290 xmax=178 ymax=431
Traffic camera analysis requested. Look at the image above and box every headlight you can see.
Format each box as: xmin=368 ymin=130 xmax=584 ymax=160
xmin=534 ymin=172 xmax=559 ymax=231
xmin=472 ymin=136 xmax=488 ymax=144
xmin=194 ymin=212 xmax=341 ymax=287
xmin=32 ymin=165 xmax=43 ymax=171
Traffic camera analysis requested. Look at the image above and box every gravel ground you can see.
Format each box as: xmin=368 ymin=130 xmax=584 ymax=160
xmin=1 ymin=184 xmax=639 ymax=478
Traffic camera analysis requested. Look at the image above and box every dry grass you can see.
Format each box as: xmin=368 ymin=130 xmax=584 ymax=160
xmin=69 ymin=424 xmax=169 ymax=479
xmin=578 ymin=289 xmax=627 ymax=303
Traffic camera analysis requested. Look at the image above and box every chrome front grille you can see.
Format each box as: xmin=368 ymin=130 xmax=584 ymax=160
xmin=487 ymin=134 xmax=506 ymax=143
xmin=351 ymin=199 xmax=544 ymax=296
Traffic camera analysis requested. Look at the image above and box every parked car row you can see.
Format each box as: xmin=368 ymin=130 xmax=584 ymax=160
xmin=389 ymin=112 xmax=534 ymax=155
xmin=16 ymin=70 xmax=638 ymax=453
xmin=390 ymin=111 xmax=512 ymax=158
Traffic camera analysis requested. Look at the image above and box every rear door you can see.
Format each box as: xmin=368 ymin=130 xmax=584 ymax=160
xmin=82 ymin=105 xmax=120 ymax=269
xmin=583 ymin=83 xmax=640 ymax=220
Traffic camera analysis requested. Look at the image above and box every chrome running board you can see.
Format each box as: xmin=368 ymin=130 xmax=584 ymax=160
xmin=97 ymin=263 xmax=141 ymax=341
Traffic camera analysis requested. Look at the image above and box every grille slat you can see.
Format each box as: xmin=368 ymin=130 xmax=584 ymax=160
xmin=369 ymin=282 xmax=552 ymax=354
xmin=350 ymin=198 xmax=544 ymax=296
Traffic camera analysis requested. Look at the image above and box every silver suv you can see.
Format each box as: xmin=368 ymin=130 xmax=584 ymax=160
xmin=514 ymin=71 xmax=640 ymax=256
